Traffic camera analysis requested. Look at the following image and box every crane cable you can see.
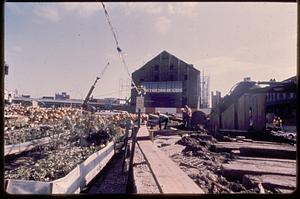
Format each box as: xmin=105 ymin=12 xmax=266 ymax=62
xmin=101 ymin=2 xmax=141 ymax=95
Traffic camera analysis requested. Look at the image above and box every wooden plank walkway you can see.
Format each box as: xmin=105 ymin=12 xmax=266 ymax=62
xmin=136 ymin=125 xmax=204 ymax=193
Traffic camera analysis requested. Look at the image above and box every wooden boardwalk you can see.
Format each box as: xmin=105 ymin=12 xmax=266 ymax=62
xmin=135 ymin=125 xmax=204 ymax=193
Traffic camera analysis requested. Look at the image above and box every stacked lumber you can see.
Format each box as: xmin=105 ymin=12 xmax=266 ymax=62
xmin=211 ymin=141 xmax=296 ymax=159
xmin=221 ymin=155 xmax=296 ymax=193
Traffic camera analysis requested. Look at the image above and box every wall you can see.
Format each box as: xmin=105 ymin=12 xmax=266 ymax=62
xmin=221 ymin=103 xmax=235 ymax=129
xmin=131 ymin=51 xmax=200 ymax=110
xmin=213 ymin=92 xmax=266 ymax=132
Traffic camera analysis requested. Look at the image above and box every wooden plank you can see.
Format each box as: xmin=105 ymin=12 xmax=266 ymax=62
xmin=222 ymin=160 xmax=296 ymax=182
xmin=5 ymin=137 xmax=52 ymax=156
xmin=239 ymin=146 xmax=296 ymax=159
xmin=236 ymin=156 xmax=296 ymax=164
xmin=214 ymin=141 xmax=295 ymax=150
xmin=133 ymin=142 xmax=160 ymax=193
xmin=219 ymin=129 xmax=248 ymax=133
xmin=212 ymin=141 xmax=296 ymax=158
xmin=138 ymin=140 xmax=204 ymax=193
xmin=243 ymin=174 xmax=296 ymax=191
xmin=232 ymin=158 xmax=296 ymax=170
xmin=137 ymin=125 xmax=150 ymax=140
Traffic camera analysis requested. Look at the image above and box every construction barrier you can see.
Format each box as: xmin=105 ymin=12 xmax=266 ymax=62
xmin=6 ymin=141 xmax=115 ymax=194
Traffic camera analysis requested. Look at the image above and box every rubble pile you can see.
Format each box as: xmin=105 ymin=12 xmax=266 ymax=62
xmin=4 ymin=105 xmax=136 ymax=182
xmin=175 ymin=133 xmax=257 ymax=193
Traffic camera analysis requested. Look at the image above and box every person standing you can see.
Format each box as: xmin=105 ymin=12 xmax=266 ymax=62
xmin=157 ymin=111 xmax=169 ymax=130
xmin=184 ymin=105 xmax=192 ymax=130
xmin=182 ymin=108 xmax=188 ymax=129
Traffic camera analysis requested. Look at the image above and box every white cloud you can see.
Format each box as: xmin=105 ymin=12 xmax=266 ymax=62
xmin=34 ymin=5 xmax=60 ymax=22
xmin=12 ymin=45 xmax=23 ymax=53
xmin=167 ymin=2 xmax=198 ymax=17
xmin=5 ymin=3 xmax=23 ymax=15
xmin=120 ymin=2 xmax=198 ymax=17
xmin=32 ymin=3 xmax=101 ymax=24
xmin=123 ymin=2 xmax=163 ymax=15
xmin=154 ymin=16 xmax=171 ymax=34
xmin=61 ymin=2 xmax=99 ymax=18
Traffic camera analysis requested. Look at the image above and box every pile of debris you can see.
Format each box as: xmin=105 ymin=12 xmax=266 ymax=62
xmin=174 ymin=133 xmax=260 ymax=193
xmin=174 ymin=131 xmax=296 ymax=193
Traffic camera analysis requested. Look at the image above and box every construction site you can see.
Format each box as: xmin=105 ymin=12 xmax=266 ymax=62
xmin=3 ymin=2 xmax=298 ymax=196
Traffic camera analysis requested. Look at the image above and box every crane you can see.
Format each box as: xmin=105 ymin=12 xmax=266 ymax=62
xmin=82 ymin=62 xmax=110 ymax=110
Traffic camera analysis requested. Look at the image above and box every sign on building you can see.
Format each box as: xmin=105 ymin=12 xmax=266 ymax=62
xmin=136 ymin=96 xmax=145 ymax=113
xmin=141 ymin=81 xmax=183 ymax=93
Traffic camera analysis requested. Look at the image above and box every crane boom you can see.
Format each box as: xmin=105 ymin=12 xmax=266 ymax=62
xmin=82 ymin=62 xmax=110 ymax=110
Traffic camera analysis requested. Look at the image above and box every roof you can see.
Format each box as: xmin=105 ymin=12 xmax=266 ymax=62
xmin=134 ymin=50 xmax=199 ymax=73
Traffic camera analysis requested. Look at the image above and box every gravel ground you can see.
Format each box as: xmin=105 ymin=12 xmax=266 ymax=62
xmin=154 ymin=135 xmax=185 ymax=157
xmin=88 ymin=153 xmax=128 ymax=194
xmin=133 ymin=142 xmax=160 ymax=193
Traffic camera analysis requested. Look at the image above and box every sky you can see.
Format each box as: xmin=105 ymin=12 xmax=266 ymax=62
xmin=4 ymin=2 xmax=297 ymax=100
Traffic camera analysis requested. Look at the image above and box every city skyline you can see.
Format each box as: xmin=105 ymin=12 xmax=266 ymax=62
xmin=5 ymin=2 xmax=297 ymax=99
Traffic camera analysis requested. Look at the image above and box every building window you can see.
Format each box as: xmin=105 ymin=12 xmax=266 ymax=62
xmin=184 ymin=75 xmax=188 ymax=80
xmin=140 ymin=78 xmax=144 ymax=82
xmin=170 ymin=64 xmax=174 ymax=70
xmin=154 ymin=75 xmax=159 ymax=81
xmin=170 ymin=75 xmax=174 ymax=81
xmin=290 ymin=93 xmax=295 ymax=98
xmin=155 ymin=65 xmax=159 ymax=71
xmin=282 ymin=93 xmax=286 ymax=100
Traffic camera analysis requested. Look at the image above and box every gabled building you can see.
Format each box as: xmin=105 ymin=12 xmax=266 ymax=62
xmin=131 ymin=50 xmax=201 ymax=113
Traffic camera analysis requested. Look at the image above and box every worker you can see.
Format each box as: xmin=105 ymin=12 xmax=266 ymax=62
xmin=182 ymin=108 xmax=188 ymax=129
xmin=157 ymin=111 xmax=169 ymax=130
xmin=278 ymin=117 xmax=283 ymax=130
xmin=184 ymin=105 xmax=192 ymax=130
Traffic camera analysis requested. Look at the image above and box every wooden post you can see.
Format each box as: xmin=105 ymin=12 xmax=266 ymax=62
xmin=138 ymin=108 xmax=141 ymax=128
xmin=126 ymin=108 xmax=141 ymax=192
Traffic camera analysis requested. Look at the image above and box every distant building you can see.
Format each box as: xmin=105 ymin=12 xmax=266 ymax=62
xmin=4 ymin=62 xmax=9 ymax=75
xmin=41 ymin=96 xmax=55 ymax=100
xmin=209 ymin=76 xmax=297 ymax=133
xmin=201 ymin=75 xmax=210 ymax=108
xmin=55 ymin=92 xmax=70 ymax=100
xmin=4 ymin=89 xmax=17 ymax=104
xmin=209 ymin=78 xmax=266 ymax=132
xmin=91 ymin=97 xmax=120 ymax=105
xmin=131 ymin=50 xmax=201 ymax=113
xmin=265 ymin=76 xmax=297 ymax=125
xmin=211 ymin=91 xmax=221 ymax=109
xmin=21 ymin=95 xmax=31 ymax=98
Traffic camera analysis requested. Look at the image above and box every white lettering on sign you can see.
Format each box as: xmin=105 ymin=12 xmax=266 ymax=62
xmin=142 ymin=81 xmax=183 ymax=93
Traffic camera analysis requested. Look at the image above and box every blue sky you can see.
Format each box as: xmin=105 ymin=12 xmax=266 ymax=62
xmin=5 ymin=2 xmax=297 ymax=99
